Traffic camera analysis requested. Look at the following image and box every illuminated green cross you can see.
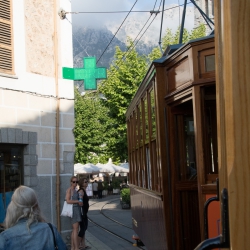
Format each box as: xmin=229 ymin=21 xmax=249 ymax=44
xmin=62 ymin=57 xmax=107 ymax=90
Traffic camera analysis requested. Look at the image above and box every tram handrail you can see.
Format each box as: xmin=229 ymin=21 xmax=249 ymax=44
xmin=194 ymin=188 xmax=230 ymax=250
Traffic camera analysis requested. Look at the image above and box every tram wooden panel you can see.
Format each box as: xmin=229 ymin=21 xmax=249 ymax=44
xmin=126 ymin=36 xmax=217 ymax=250
xmin=215 ymin=1 xmax=250 ymax=248
xmin=130 ymin=186 xmax=167 ymax=250
xmin=167 ymin=56 xmax=191 ymax=93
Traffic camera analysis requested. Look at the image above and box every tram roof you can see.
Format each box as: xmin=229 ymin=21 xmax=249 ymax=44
xmin=126 ymin=34 xmax=215 ymax=117
xmin=153 ymin=34 xmax=215 ymax=64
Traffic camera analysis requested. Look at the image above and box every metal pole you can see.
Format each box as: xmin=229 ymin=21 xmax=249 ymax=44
xmin=158 ymin=0 xmax=165 ymax=55
xmin=179 ymin=0 xmax=187 ymax=44
xmin=54 ymin=0 xmax=61 ymax=231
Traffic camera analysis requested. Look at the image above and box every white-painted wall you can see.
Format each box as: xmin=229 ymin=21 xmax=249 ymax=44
xmin=0 ymin=0 xmax=75 ymax=240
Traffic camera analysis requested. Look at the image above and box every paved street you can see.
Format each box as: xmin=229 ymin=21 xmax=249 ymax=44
xmin=84 ymin=195 xmax=145 ymax=250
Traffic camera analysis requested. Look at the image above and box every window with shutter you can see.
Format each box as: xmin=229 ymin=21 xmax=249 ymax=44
xmin=0 ymin=0 xmax=13 ymax=74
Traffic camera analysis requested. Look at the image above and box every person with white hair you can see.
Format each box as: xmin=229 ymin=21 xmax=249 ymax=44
xmin=0 ymin=185 xmax=67 ymax=249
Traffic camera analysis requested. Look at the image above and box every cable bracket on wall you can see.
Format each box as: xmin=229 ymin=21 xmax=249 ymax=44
xmin=58 ymin=8 xmax=66 ymax=20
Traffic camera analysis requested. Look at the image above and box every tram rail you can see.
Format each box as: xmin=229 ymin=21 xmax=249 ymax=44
xmin=87 ymin=198 xmax=145 ymax=249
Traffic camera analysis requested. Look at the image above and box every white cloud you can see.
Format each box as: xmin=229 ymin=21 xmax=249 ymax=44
xmin=70 ymin=0 xmax=195 ymax=45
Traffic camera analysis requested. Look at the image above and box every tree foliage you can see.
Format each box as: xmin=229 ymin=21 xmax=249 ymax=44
xmin=149 ymin=24 xmax=206 ymax=61
xmin=74 ymin=89 xmax=109 ymax=164
xmin=98 ymin=39 xmax=148 ymax=162
xmin=74 ymin=25 xmax=206 ymax=164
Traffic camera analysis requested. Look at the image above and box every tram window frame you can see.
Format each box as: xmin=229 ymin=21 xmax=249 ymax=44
xmin=145 ymin=146 xmax=152 ymax=190
xmin=144 ymin=96 xmax=149 ymax=144
xmin=137 ymin=148 xmax=142 ymax=187
xmin=170 ymin=98 xmax=197 ymax=182
xmin=139 ymin=103 xmax=143 ymax=146
xmin=200 ymin=85 xmax=218 ymax=183
xmin=198 ymin=49 xmax=215 ymax=78
xmin=149 ymin=88 xmax=157 ymax=140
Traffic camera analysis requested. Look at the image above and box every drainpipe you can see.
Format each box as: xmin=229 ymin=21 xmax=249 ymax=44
xmin=54 ymin=0 xmax=61 ymax=231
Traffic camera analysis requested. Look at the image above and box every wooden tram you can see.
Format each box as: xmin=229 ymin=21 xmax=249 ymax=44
xmin=126 ymin=1 xmax=250 ymax=249
xmin=126 ymin=35 xmax=219 ymax=250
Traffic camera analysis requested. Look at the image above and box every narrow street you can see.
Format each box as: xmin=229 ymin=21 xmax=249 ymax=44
xmin=83 ymin=195 xmax=146 ymax=250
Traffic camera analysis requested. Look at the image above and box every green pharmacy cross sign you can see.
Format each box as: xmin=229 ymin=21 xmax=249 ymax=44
xmin=62 ymin=57 xmax=107 ymax=90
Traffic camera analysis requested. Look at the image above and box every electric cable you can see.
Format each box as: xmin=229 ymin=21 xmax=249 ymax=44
xmin=73 ymin=1 xmax=195 ymax=93
xmin=158 ymin=0 xmax=166 ymax=54
xmin=71 ymin=1 xmax=192 ymax=67
xmin=103 ymin=0 xmax=161 ymax=81
xmin=0 ymin=87 xmax=74 ymax=100
xmin=110 ymin=1 xmax=159 ymax=68
xmin=96 ymin=0 xmax=138 ymax=64
xmin=152 ymin=0 xmax=158 ymax=11
xmin=97 ymin=1 xmax=191 ymax=65
xmin=120 ymin=0 xmax=162 ymax=61
xmin=68 ymin=10 xmax=156 ymax=14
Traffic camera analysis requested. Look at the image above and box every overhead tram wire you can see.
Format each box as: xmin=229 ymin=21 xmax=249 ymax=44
xmin=67 ymin=1 xmax=192 ymax=79
xmin=109 ymin=0 xmax=161 ymax=70
xmin=158 ymin=0 xmax=166 ymax=54
xmin=68 ymin=10 xmax=154 ymax=14
xmin=108 ymin=0 xmax=160 ymax=71
xmin=105 ymin=0 xmax=161 ymax=80
xmin=152 ymin=0 xmax=159 ymax=11
xmin=97 ymin=1 xmax=191 ymax=67
xmin=68 ymin=1 xmax=192 ymax=68
xmin=114 ymin=13 xmax=159 ymax=72
xmin=96 ymin=0 xmax=139 ymax=64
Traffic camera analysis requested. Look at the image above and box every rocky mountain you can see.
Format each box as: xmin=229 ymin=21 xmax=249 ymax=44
xmin=72 ymin=4 xmax=196 ymax=71
xmin=72 ymin=26 xmax=155 ymax=69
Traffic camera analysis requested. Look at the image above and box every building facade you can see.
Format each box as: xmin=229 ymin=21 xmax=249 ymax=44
xmin=0 ymin=0 xmax=74 ymax=242
xmin=194 ymin=0 xmax=214 ymax=34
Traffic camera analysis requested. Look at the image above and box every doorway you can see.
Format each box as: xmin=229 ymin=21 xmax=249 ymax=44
xmin=170 ymin=99 xmax=201 ymax=250
xmin=0 ymin=144 xmax=23 ymax=223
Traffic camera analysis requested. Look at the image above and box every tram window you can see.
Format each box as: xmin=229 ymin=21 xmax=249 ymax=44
xmin=135 ymin=109 xmax=139 ymax=148
xmin=142 ymin=170 xmax=145 ymax=188
xmin=150 ymin=89 xmax=156 ymax=139
xmin=144 ymin=98 xmax=149 ymax=143
xmin=146 ymin=147 xmax=152 ymax=190
xmin=202 ymin=86 xmax=218 ymax=181
xmin=137 ymin=170 xmax=140 ymax=187
xmin=136 ymin=149 xmax=142 ymax=187
xmin=140 ymin=148 xmax=145 ymax=188
xmin=0 ymin=144 xmax=23 ymax=223
xmin=205 ymin=55 xmax=215 ymax=72
xmin=174 ymin=101 xmax=197 ymax=181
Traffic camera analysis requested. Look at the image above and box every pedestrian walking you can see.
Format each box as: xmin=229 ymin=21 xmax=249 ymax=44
xmin=98 ymin=180 xmax=104 ymax=199
xmin=92 ymin=180 xmax=98 ymax=199
xmin=78 ymin=178 xmax=91 ymax=249
xmin=65 ymin=176 xmax=83 ymax=250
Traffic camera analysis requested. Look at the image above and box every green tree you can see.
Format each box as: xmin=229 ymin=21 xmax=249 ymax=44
xmin=74 ymin=89 xmax=109 ymax=164
xmin=149 ymin=24 xmax=206 ymax=61
xmin=74 ymin=25 xmax=206 ymax=164
xmin=98 ymin=39 xmax=148 ymax=162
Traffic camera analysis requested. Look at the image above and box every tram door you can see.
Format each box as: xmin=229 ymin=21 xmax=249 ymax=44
xmin=169 ymin=99 xmax=200 ymax=250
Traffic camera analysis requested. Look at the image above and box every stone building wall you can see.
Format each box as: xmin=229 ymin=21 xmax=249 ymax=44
xmin=0 ymin=0 xmax=74 ymax=243
xmin=24 ymin=0 xmax=55 ymax=76
xmin=194 ymin=0 xmax=214 ymax=35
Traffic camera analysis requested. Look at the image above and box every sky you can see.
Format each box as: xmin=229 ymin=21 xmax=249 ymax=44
xmin=70 ymin=0 xmax=195 ymax=42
